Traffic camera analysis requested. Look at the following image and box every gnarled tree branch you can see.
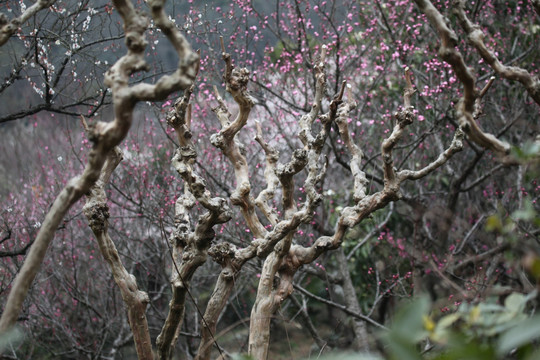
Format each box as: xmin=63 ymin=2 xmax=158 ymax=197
xmin=413 ymin=0 xmax=510 ymax=155
xmin=0 ymin=0 xmax=56 ymax=47
xmin=0 ymin=0 xmax=198 ymax=336
xmin=157 ymin=85 xmax=231 ymax=360
xmin=453 ymin=0 xmax=540 ymax=105
xmin=83 ymin=144 xmax=153 ymax=360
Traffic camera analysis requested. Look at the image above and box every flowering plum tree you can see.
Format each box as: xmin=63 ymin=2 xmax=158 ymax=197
xmin=0 ymin=0 xmax=539 ymax=359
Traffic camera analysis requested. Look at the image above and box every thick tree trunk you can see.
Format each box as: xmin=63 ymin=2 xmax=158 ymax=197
xmin=248 ymin=252 xmax=281 ymax=360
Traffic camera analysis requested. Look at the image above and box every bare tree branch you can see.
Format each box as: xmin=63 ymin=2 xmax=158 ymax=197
xmin=413 ymin=0 xmax=510 ymax=155
xmin=0 ymin=0 xmax=56 ymax=47
xmin=83 ymin=145 xmax=153 ymax=360
xmin=453 ymin=0 xmax=540 ymax=105
xmin=157 ymin=86 xmax=231 ymax=360
xmin=210 ymin=44 xmax=266 ymax=238
xmin=293 ymin=283 xmax=387 ymax=330
xmin=0 ymin=0 xmax=198 ymax=335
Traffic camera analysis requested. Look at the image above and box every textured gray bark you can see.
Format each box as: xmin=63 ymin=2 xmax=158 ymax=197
xmin=0 ymin=0 xmax=198 ymax=342
xmin=83 ymin=147 xmax=153 ymax=360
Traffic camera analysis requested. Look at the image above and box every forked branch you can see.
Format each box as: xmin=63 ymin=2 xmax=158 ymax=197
xmin=0 ymin=0 xmax=198 ymax=336
xmin=157 ymin=90 xmax=231 ymax=360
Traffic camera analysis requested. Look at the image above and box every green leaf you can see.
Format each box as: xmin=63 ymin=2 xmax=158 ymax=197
xmin=385 ymin=335 xmax=423 ymax=360
xmin=511 ymin=141 xmax=540 ymax=161
xmin=381 ymin=297 xmax=430 ymax=360
xmin=504 ymin=292 xmax=527 ymax=313
xmin=486 ymin=215 xmax=503 ymax=232
xmin=525 ymin=347 xmax=540 ymax=360
xmin=392 ymin=297 xmax=431 ymax=342
xmin=525 ymin=256 xmax=540 ymax=280
xmin=512 ymin=199 xmax=537 ymax=222
xmin=431 ymin=313 xmax=460 ymax=343
xmin=498 ymin=315 xmax=540 ymax=355
xmin=437 ymin=313 xmax=460 ymax=330
xmin=231 ymin=354 xmax=255 ymax=360
xmin=313 ymin=353 xmax=384 ymax=360
xmin=437 ymin=337 xmax=496 ymax=360
xmin=484 ymin=315 xmax=526 ymax=337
